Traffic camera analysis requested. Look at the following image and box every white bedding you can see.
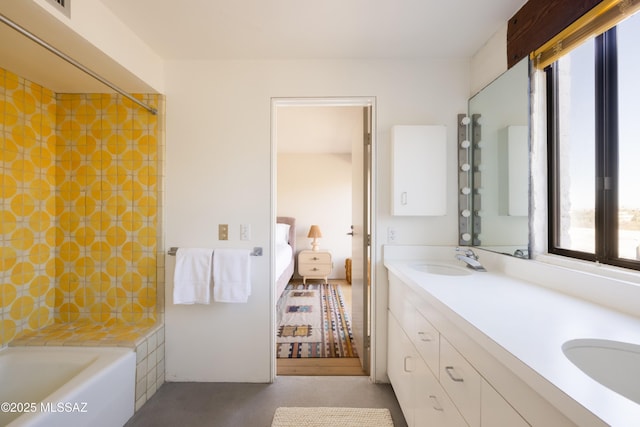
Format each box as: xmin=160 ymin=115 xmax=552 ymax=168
xmin=275 ymin=243 xmax=293 ymax=281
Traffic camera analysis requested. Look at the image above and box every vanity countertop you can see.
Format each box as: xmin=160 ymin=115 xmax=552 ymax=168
xmin=384 ymin=253 xmax=640 ymax=427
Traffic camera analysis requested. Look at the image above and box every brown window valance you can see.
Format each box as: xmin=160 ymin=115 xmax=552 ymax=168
xmin=507 ymin=0 xmax=640 ymax=69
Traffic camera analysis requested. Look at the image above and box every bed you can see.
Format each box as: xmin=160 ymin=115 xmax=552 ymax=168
xmin=275 ymin=216 xmax=296 ymax=297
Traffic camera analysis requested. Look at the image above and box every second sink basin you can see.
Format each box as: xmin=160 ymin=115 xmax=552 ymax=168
xmin=409 ymin=262 xmax=471 ymax=276
xmin=562 ymin=338 xmax=640 ymax=405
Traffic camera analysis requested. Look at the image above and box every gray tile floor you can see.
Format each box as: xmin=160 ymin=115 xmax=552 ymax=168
xmin=125 ymin=376 xmax=408 ymax=427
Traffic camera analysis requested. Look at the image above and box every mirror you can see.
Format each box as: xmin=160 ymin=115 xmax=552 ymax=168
xmin=459 ymin=58 xmax=530 ymax=257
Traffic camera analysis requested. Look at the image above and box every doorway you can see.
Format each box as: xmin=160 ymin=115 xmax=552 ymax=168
xmin=271 ymin=97 xmax=375 ymax=378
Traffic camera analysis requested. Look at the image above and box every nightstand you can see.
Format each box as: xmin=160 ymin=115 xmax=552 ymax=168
xmin=298 ymin=250 xmax=332 ymax=284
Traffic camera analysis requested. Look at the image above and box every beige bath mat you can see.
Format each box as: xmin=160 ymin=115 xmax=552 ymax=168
xmin=271 ymin=407 xmax=394 ymax=427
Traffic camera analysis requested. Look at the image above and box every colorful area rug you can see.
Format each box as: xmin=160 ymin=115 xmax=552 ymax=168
xmin=271 ymin=407 xmax=394 ymax=427
xmin=276 ymin=283 xmax=357 ymax=358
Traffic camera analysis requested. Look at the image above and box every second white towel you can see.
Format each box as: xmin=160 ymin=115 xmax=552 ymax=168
xmin=213 ymin=248 xmax=251 ymax=303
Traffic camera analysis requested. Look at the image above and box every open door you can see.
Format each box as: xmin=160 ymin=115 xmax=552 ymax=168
xmin=271 ymin=97 xmax=374 ymax=380
xmin=350 ymin=105 xmax=371 ymax=374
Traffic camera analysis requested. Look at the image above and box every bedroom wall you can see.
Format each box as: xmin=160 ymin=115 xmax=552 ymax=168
xmin=164 ymin=58 xmax=469 ymax=382
xmin=277 ymin=153 xmax=352 ymax=279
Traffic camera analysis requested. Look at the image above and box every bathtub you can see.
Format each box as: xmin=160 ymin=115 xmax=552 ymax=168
xmin=0 ymin=346 xmax=135 ymax=427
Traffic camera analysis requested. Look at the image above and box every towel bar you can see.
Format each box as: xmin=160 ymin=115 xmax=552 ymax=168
xmin=167 ymin=247 xmax=263 ymax=256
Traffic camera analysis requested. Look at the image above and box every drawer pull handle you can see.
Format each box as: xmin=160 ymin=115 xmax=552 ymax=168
xmin=429 ymin=395 xmax=444 ymax=411
xmin=311 ymin=267 xmax=318 ymax=271
xmin=312 ymin=257 xmax=319 ymax=260
xmin=418 ymin=331 xmax=433 ymax=342
xmin=403 ymin=356 xmax=414 ymax=373
xmin=445 ymin=366 xmax=464 ymax=382
xmin=401 ymin=191 xmax=408 ymax=205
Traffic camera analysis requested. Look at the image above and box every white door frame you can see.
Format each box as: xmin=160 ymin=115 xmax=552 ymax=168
xmin=270 ymin=96 xmax=377 ymax=381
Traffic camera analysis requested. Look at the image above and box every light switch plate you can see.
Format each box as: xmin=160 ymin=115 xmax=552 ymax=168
xmin=218 ymin=224 xmax=229 ymax=240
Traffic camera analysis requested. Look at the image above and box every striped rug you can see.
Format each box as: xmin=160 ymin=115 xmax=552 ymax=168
xmin=276 ymin=283 xmax=357 ymax=358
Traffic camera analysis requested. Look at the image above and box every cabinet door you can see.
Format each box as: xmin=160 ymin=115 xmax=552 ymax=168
xmin=388 ymin=311 xmax=415 ymax=427
xmin=481 ymin=380 xmax=530 ymax=427
xmin=391 ymin=125 xmax=447 ymax=216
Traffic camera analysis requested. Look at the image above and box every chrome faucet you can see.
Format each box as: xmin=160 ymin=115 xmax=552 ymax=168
xmin=455 ymin=247 xmax=486 ymax=271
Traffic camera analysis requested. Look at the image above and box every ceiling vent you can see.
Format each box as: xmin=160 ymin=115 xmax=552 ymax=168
xmin=44 ymin=0 xmax=70 ymax=18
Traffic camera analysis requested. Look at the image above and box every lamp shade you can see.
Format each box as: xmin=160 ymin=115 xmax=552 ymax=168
xmin=307 ymin=225 xmax=322 ymax=238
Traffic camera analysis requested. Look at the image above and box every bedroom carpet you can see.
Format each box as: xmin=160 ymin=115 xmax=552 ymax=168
xmin=276 ymin=283 xmax=357 ymax=358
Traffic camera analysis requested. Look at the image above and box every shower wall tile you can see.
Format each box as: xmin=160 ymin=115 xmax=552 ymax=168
xmin=0 ymin=65 xmax=164 ymax=347
xmin=54 ymin=93 xmax=161 ymax=326
xmin=0 ymin=68 xmax=56 ymax=347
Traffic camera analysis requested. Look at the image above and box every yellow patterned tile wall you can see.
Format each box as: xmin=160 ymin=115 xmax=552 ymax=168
xmin=54 ymin=93 xmax=161 ymax=326
xmin=0 ymin=65 xmax=163 ymax=347
xmin=0 ymin=68 xmax=57 ymax=346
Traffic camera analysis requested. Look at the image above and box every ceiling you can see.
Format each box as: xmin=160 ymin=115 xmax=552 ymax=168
xmin=0 ymin=2 xmax=158 ymax=93
xmin=0 ymin=1 xmax=528 ymax=93
xmin=99 ymin=0 xmax=527 ymax=60
xmin=0 ymin=1 xmax=527 ymax=153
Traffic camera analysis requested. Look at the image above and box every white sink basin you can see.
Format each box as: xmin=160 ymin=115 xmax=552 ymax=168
xmin=409 ymin=262 xmax=472 ymax=276
xmin=562 ymin=339 xmax=640 ymax=405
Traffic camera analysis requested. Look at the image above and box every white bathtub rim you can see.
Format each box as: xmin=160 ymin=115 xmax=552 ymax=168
xmin=1 ymin=346 xmax=135 ymax=427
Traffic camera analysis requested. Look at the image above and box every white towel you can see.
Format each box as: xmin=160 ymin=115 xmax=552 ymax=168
xmin=173 ymin=248 xmax=214 ymax=304
xmin=213 ymin=249 xmax=251 ymax=303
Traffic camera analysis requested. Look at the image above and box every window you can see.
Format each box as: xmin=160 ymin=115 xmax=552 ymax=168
xmin=546 ymin=11 xmax=640 ymax=270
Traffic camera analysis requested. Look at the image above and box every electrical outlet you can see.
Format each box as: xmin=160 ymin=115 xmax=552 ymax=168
xmin=387 ymin=227 xmax=397 ymax=243
xmin=218 ymin=224 xmax=229 ymax=240
xmin=240 ymin=224 xmax=251 ymax=241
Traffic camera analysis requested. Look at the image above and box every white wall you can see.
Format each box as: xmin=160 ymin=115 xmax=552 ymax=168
xmin=277 ymin=153 xmax=352 ymax=279
xmin=33 ymin=0 xmax=164 ymax=92
xmin=164 ymin=58 xmax=469 ymax=382
xmin=470 ymin=23 xmax=508 ymax=96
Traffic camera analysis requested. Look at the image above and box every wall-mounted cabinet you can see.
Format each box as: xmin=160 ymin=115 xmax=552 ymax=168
xmin=391 ymin=125 xmax=447 ymax=216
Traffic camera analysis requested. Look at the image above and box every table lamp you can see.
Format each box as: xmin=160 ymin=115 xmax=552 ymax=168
xmin=307 ymin=225 xmax=322 ymax=251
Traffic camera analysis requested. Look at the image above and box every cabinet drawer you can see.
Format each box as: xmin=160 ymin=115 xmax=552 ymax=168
xmin=440 ymin=337 xmax=482 ymax=427
xmin=413 ymin=312 xmax=439 ymax=376
xmin=299 ymin=252 xmax=331 ymax=263
xmin=388 ymin=273 xmax=416 ymax=333
xmin=481 ymin=380 xmax=530 ymax=427
xmin=299 ymin=264 xmax=332 ymax=276
xmin=415 ymin=364 xmax=467 ymax=427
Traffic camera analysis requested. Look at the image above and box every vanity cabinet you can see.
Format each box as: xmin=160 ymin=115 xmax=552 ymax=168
xmin=388 ymin=311 xmax=467 ymax=427
xmin=391 ymin=125 xmax=447 ymax=216
xmin=388 ymin=273 xmax=531 ymax=427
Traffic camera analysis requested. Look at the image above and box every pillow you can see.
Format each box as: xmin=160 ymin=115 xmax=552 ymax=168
xmin=275 ymin=223 xmax=291 ymax=245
